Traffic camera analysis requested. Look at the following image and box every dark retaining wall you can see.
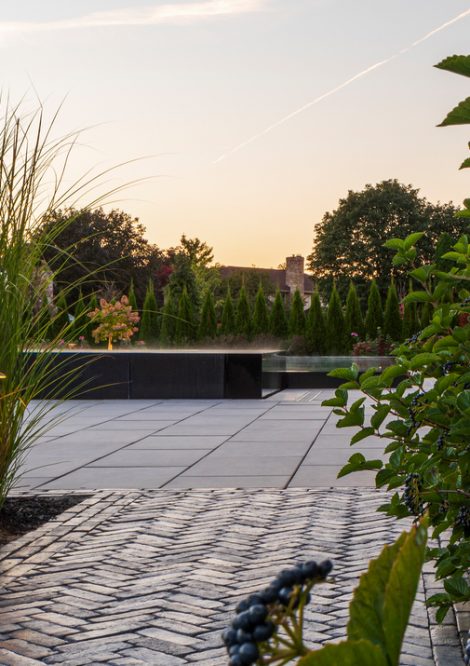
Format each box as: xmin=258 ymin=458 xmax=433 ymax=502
xmin=26 ymin=351 xmax=263 ymax=400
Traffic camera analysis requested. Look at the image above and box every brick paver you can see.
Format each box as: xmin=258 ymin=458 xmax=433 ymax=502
xmin=0 ymin=489 xmax=465 ymax=665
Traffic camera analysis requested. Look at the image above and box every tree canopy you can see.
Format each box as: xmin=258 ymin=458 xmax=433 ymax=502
xmin=307 ymin=180 xmax=464 ymax=294
xmin=40 ymin=208 xmax=164 ymax=302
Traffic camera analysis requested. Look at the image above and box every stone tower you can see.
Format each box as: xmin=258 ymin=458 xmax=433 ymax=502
xmin=285 ymin=255 xmax=305 ymax=297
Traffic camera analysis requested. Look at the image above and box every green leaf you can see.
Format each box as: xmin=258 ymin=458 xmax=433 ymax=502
xmin=408 ymin=352 xmax=440 ymax=369
xmin=337 ymin=407 xmax=365 ymax=428
xmin=438 ymin=97 xmax=470 ymax=127
xmin=435 ymin=54 xmax=470 ymax=78
xmin=328 ymin=367 xmax=358 ymax=381
xmin=351 ymin=427 xmax=375 ymax=444
xmin=444 ymin=575 xmax=470 ymax=599
xmin=436 ymin=605 xmax=451 ymax=623
xmin=383 ymin=238 xmax=405 ymax=250
xmin=456 ymin=390 xmax=470 ymax=415
xmin=460 ymin=157 xmax=470 ymax=170
xmin=403 ymin=291 xmax=433 ymax=304
xmin=347 ymin=519 xmax=428 ymax=665
xmin=371 ymin=405 xmax=391 ymax=429
xmin=403 ymin=232 xmax=424 ymax=249
xmin=298 ymin=640 xmax=388 ymax=666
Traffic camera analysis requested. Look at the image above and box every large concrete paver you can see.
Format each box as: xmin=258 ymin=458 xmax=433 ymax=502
xmin=0 ymin=489 xmax=463 ymax=664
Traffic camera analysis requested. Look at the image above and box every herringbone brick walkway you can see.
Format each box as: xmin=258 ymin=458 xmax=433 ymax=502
xmin=0 ymin=489 xmax=464 ymax=665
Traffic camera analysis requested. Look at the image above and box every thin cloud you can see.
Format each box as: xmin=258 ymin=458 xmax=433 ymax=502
xmin=0 ymin=0 xmax=265 ymax=36
xmin=214 ymin=7 xmax=470 ymax=164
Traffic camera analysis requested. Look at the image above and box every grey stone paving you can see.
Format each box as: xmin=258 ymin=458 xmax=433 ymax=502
xmin=0 ymin=489 xmax=464 ymax=665
xmin=18 ymin=390 xmax=388 ymax=491
xmin=2 ymin=390 xmax=466 ymax=664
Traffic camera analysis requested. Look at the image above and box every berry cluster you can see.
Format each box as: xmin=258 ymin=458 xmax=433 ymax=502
xmin=456 ymin=506 xmax=470 ymax=537
xmin=222 ymin=559 xmax=333 ymax=665
xmin=404 ymin=473 xmax=424 ymax=516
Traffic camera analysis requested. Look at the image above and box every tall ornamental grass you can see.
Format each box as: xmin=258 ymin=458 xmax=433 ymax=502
xmin=0 ymin=101 xmax=127 ymax=508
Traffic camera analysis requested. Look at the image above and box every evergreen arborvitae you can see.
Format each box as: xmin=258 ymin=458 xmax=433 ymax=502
xmin=365 ymin=279 xmax=383 ymax=339
xmin=289 ymin=289 xmax=305 ymax=336
xmin=305 ymin=291 xmax=326 ymax=354
xmin=160 ymin=291 xmax=176 ymax=345
xmin=269 ymin=289 xmax=288 ymax=338
xmin=383 ymin=282 xmax=402 ymax=341
xmin=236 ymin=285 xmax=252 ymax=338
xmin=220 ymin=287 xmax=236 ymax=336
xmin=128 ymin=279 xmax=138 ymax=312
xmin=420 ymin=302 xmax=432 ymax=329
xmin=402 ymin=299 xmax=420 ymax=339
xmin=72 ymin=290 xmax=87 ymax=339
xmin=327 ymin=284 xmax=348 ymax=354
xmin=252 ymin=284 xmax=270 ymax=336
xmin=198 ymin=291 xmax=217 ymax=339
xmin=175 ymin=286 xmax=195 ymax=342
xmin=345 ymin=282 xmax=364 ymax=340
xmin=86 ymin=293 xmax=98 ymax=344
xmin=51 ymin=290 xmax=70 ymax=340
xmin=139 ymin=280 xmax=159 ymax=343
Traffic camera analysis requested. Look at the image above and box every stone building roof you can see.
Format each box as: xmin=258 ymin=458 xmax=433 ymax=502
xmin=219 ymin=265 xmax=314 ymax=294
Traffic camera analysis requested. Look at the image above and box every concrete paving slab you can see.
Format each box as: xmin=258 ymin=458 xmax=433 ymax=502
xmin=313 ymin=434 xmax=387 ymax=448
xmin=303 ymin=447 xmax=387 ymax=465
xmin=89 ymin=449 xmax=208 ymax=467
xmin=38 ymin=466 xmax=185 ymax=489
xmin=155 ymin=424 xmax=248 ymax=436
xmin=127 ymin=436 xmax=228 ymax=450
xmin=164 ymin=476 xmax=290 ymax=488
xmin=87 ymin=421 xmax=176 ymax=432
xmin=182 ymin=455 xmax=301 ymax=476
xmin=289 ymin=466 xmax=377 ymax=487
xmin=212 ymin=441 xmax=312 ymax=456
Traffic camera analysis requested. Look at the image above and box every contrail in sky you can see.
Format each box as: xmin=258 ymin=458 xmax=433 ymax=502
xmin=213 ymin=7 xmax=470 ymax=164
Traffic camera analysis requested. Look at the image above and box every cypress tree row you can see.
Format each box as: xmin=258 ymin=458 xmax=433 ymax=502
xmin=85 ymin=293 xmax=98 ymax=344
xmin=220 ymin=286 xmax=236 ymax=336
xmin=289 ymin=289 xmax=305 ymax=336
xmin=51 ymin=290 xmax=70 ymax=340
xmin=128 ymin=279 xmax=138 ymax=312
xmin=159 ymin=291 xmax=176 ymax=345
xmin=305 ymin=291 xmax=326 ymax=354
xmin=252 ymin=284 xmax=270 ymax=336
xmin=383 ymin=282 xmax=402 ymax=341
xmin=327 ymin=284 xmax=348 ymax=354
xmin=175 ymin=286 xmax=195 ymax=342
xmin=402 ymin=299 xmax=420 ymax=339
xmin=198 ymin=291 xmax=217 ymax=339
xmin=420 ymin=302 xmax=432 ymax=329
xmin=269 ymin=289 xmax=288 ymax=338
xmin=236 ymin=285 xmax=252 ymax=338
xmin=139 ymin=280 xmax=159 ymax=343
xmin=345 ymin=282 xmax=364 ymax=340
xmin=364 ymin=279 xmax=383 ymax=339
xmin=72 ymin=290 xmax=87 ymax=339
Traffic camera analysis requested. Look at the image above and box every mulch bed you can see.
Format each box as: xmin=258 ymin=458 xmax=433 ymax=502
xmin=0 ymin=495 xmax=88 ymax=546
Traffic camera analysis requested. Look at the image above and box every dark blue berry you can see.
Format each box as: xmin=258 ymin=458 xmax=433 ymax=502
xmin=318 ymin=560 xmax=333 ymax=578
xmin=247 ymin=594 xmax=264 ymax=607
xmin=238 ymin=642 xmax=259 ymax=665
xmin=236 ymin=628 xmax=253 ymax=644
xmin=260 ymin=586 xmax=278 ymax=604
xmin=253 ymin=621 xmax=275 ymax=642
xmin=278 ymin=586 xmax=293 ymax=606
xmin=229 ymin=655 xmax=243 ymax=666
xmin=222 ymin=628 xmax=237 ymax=646
xmin=237 ymin=611 xmax=253 ymax=631
xmin=248 ymin=603 xmax=267 ymax=624
xmin=232 ymin=615 xmax=242 ymax=630
xmin=301 ymin=560 xmax=318 ymax=580
xmin=235 ymin=599 xmax=250 ymax=613
xmin=278 ymin=568 xmax=298 ymax=586
xmin=229 ymin=644 xmax=240 ymax=656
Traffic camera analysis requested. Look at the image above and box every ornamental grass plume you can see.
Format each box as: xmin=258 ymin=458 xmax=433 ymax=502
xmin=0 ymin=99 xmax=135 ymax=508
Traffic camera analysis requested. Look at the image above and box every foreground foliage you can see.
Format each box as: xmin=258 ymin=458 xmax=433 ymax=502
xmin=223 ymin=520 xmax=427 ymax=665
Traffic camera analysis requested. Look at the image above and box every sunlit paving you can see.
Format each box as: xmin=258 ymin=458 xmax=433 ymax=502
xmin=0 ymin=1 xmax=468 ymax=664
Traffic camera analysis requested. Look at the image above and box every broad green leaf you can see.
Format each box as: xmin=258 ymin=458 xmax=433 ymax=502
xmin=443 ymin=574 xmax=470 ymax=599
xmin=383 ymin=238 xmax=405 ymax=250
xmin=403 ymin=291 xmax=433 ymax=304
xmin=371 ymin=405 xmax=391 ymax=429
xmin=403 ymin=232 xmax=425 ymax=250
xmin=409 ymin=353 xmax=441 ymax=369
xmin=348 ymin=519 xmax=428 ymax=666
xmin=435 ymin=54 xmax=470 ymax=78
xmin=337 ymin=408 xmax=364 ymax=428
xmin=337 ymin=458 xmax=383 ymax=478
xmin=460 ymin=157 xmax=470 ymax=170
xmin=382 ymin=519 xmax=428 ymax=665
xmin=328 ymin=367 xmax=358 ymax=381
xmin=381 ymin=365 xmax=407 ymax=385
xmin=298 ymin=640 xmax=388 ymax=666
xmin=351 ymin=427 xmax=375 ymax=444
xmin=456 ymin=390 xmax=470 ymax=414
xmin=438 ymin=97 xmax=470 ymax=126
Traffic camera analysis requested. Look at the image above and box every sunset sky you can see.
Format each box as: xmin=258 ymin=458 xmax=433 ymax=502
xmin=1 ymin=1 xmax=469 ymax=267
